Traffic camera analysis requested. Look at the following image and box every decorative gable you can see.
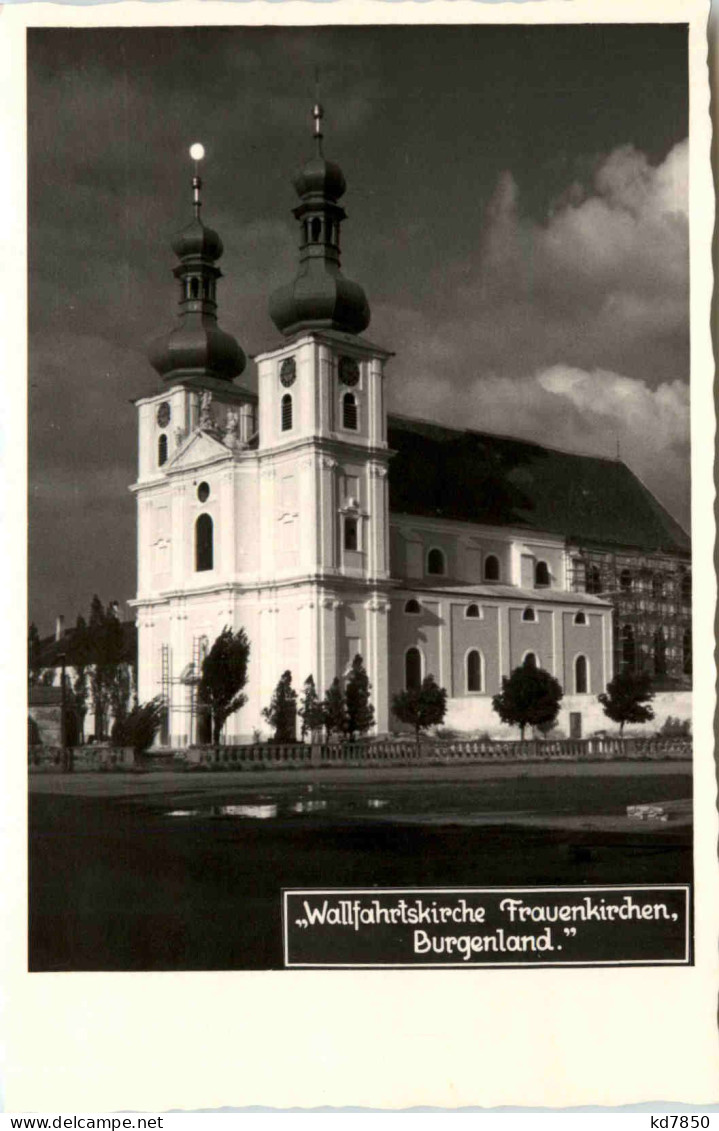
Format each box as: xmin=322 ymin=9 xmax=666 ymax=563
xmin=166 ymin=428 xmax=232 ymax=473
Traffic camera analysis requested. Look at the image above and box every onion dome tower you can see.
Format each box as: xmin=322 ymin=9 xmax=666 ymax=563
xmin=149 ymin=146 xmax=245 ymax=383
xmin=269 ymin=102 xmax=370 ymax=337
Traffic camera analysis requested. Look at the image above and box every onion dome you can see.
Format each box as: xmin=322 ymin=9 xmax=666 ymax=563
xmin=171 ymin=217 xmax=224 ymax=262
xmin=149 ymin=147 xmax=245 ymax=383
xmin=292 ymin=154 xmax=346 ymax=202
xmin=269 ymin=103 xmax=370 ymax=337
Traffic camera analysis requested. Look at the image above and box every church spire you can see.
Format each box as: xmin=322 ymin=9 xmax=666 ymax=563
xmin=148 ymin=144 xmax=245 ymax=383
xmin=269 ymin=102 xmax=370 ymax=337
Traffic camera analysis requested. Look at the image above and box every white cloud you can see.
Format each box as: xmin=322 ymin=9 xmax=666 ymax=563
xmin=379 ymin=140 xmax=690 ymax=526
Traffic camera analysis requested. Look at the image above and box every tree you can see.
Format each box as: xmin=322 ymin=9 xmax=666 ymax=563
xmin=491 ymin=658 xmax=563 ymax=740
xmin=391 ymin=674 xmax=448 ymax=745
xmin=86 ymin=596 xmax=127 ymax=739
xmin=68 ymin=614 xmax=91 ymax=742
xmin=322 ymin=677 xmax=348 ymax=740
xmin=262 ymin=670 xmax=298 ymax=743
xmin=197 ymin=626 xmax=250 ymax=744
xmin=598 ymin=669 xmax=655 ymax=736
xmin=298 ymin=675 xmax=324 ymax=742
xmin=345 ymin=654 xmax=375 ymax=740
xmin=112 ymin=698 xmax=165 ymax=754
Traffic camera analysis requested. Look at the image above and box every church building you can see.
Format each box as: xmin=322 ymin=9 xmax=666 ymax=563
xmin=130 ymin=105 xmax=689 ymax=744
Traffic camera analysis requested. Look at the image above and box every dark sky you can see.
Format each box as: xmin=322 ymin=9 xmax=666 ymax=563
xmin=28 ymin=23 xmax=689 ymax=634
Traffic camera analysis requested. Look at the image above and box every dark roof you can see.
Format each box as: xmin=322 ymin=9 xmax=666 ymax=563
xmin=387 ymin=415 xmax=690 ymax=556
xmin=35 ymin=620 xmax=137 ymax=669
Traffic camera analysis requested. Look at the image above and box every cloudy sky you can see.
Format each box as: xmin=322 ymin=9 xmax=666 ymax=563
xmin=28 ymin=23 xmax=689 ymax=634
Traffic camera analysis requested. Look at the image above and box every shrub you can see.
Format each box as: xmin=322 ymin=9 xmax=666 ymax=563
xmin=112 ymin=697 xmax=165 ymax=754
xmin=658 ymin=715 xmax=691 ymax=737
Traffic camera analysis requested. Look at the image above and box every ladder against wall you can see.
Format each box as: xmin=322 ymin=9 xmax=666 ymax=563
xmin=160 ymin=643 xmax=170 ymax=745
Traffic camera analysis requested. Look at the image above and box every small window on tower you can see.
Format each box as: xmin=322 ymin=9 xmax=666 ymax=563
xmin=427 ymin=548 xmax=446 ymax=576
xmin=534 ymin=561 xmax=550 ymax=588
xmin=158 ymin=434 xmax=168 ymax=467
xmin=281 ymin=394 xmax=293 ymax=432
xmin=484 ymin=555 xmax=500 ymax=581
xmin=311 ymin=217 xmax=322 ymax=243
xmin=190 ymin=277 xmax=200 ymax=300
xmin=343 ymin=393 xmax=358 ymax=430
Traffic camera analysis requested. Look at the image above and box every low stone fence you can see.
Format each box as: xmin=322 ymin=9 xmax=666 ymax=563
xmin=28 ymin=735 xmax=692 ymax=772
xmin=188 ymin=734 xmax=692 ymax=769
xmin=28 ymin=745 xmax=135 ymax=769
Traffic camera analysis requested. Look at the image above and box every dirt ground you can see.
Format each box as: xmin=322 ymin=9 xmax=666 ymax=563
xmin=28 ymin=761 xmax=692 ymax=971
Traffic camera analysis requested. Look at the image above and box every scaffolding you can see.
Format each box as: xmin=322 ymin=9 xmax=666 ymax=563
xmin=157 ymin=636 xmax=212 ymax=747
xmin=568 ymin=548 xmax=692 ymax=687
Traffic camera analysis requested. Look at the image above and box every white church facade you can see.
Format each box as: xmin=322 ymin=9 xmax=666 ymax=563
xmin=130 ymin=104 xmax=690 ymax=745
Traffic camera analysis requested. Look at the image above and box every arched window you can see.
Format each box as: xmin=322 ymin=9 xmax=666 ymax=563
xmin=575 ymin=654 xmax=588 ymax=694
xmin=202 ymin=277 xmax=211 ymax=300
xmin=404 ymin=599 xmax=421 ymax=615
xmin=158 ymin=433 xmax=168 ymax=467
xmin=195 ymin=513 xmax=213 ymax=572
xmin=534 ymin=560 xmax=550 ymax=588
xmin=344 ymin=517 xmax=358 ymax=552
xmin=622 ymin=624 xmax=635 ymax=670
xmin=681 ymin=571 xmax=692 ymax=603
xmin=574 ymin=611 xmax=587 ymax=626
xmin=427 ymin=548 xmax=446 ymax=576
xmin=405 ymin=647 xmax=422 ymax=691
xmin=342 ymin=393 xmax=358 ymax=430
xmin=484 ymin=554 xmax=500 ymax=582
xmin=683 ymin=628 xmax=692 ymax=676
xmin=522 ymin=607 xmax=537 ymax=622
xmin=653 ymin=628 xmax=667 ymax=676
xmin=652 ymin=574 xmax=664 ymax=600
xmin=523 ymin=652 xmax=537 ymax=669
xmin=281 ymin=393 xmax=293 ymax=432
xmin=620 ymin=569 xmax=633 ymax=592
xmin=311 ymin=217 xmax=322 ymax=243
xmin=190 ymin=277 xmax=200 ymax=300
xmin=586 ymin=565 xmax=602 ymax=594
xmin=466 ymin=649 xmax=482 ymax=693
xmin=465 ymin=603 xmax=481 ymax=619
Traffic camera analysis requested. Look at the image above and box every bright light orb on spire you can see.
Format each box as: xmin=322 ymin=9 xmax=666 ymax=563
xmin=189 ymin=143 xmax=205 ymax=161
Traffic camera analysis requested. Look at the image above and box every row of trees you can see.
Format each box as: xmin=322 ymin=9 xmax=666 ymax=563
xmin=30 ymin=611 xmax=658 ymax=749
xmin=491 ymin=659 xmax=655 ymax=739
xmin=261 ymin=656 xmax=376 ymax=743
xmin=194 ymin=628 xmax=657 ymax=744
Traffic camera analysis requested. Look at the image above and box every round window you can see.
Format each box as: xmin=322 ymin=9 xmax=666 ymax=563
xmin=156 ymin=401 xmax=171 ymax=428
xmin=197 ymin=482 xmax=210 ymax=503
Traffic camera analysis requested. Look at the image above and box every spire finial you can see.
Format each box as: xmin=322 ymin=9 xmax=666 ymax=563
xmin=312 ymin=69 xmax=324 ymax=155
xmin=189 ymin=142 xmax=205 ymax=219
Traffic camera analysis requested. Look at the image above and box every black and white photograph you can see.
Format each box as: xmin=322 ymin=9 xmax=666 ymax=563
xmin=9 ymin=0 xmax=717 ymax=1111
